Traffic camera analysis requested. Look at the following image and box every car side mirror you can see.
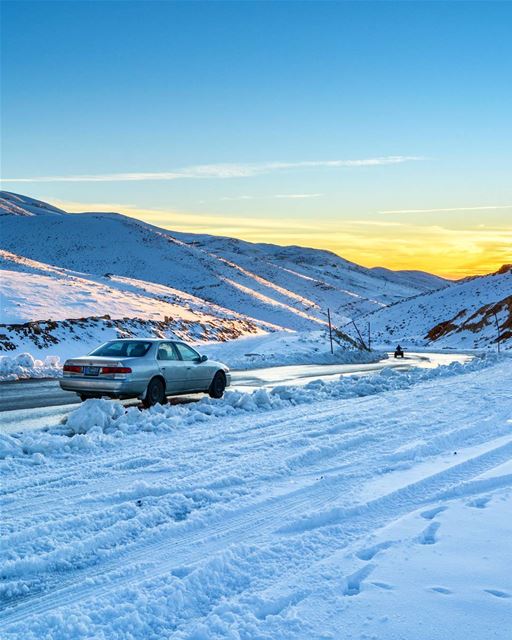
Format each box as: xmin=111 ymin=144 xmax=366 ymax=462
xmin=200 ymin=354 xmax=208 ymax=362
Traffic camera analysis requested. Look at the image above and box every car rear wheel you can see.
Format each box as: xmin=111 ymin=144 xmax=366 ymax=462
xmin=143 ymin=377 xmax=166 ymax=408
xmin=208 ymin=371 xmax=226 ymax=399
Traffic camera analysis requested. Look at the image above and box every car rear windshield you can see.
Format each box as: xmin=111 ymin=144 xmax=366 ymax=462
xmin=90 ymin=341 xmax=152 ymax=358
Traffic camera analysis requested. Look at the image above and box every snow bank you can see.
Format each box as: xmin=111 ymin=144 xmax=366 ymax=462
xmin=201 ymin=330 xmax=385 ymax=370
xmin=0 ymin=354 xmax=499 ymax=462
xmin=0 ymin=331 xmax=382 ymax=381
xmin=0 ymin=353 xmax=61 ymax=382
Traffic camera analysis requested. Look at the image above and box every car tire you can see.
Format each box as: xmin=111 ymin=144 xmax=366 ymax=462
xmin=143 ymin=377 xmax=166 ymax=408
xmin=208 ymin=371 xmax=226 ymax=399
xmin=79 ymin=394 xmax=89 ymax=402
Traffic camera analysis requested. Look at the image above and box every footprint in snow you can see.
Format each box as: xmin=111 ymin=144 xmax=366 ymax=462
xmin=467 ymin=496 xmax=491 ymax=509
xmin=484 ymin=589 xmax=511 ymax=599
xmin=420 ymin=506 xmax=447 ymax=520
xmin=341 ymin=564 xmax=375 ymax=596
xmin=371 ymin=581 xmax=395 ymax=591
xmin=355 ymin=540 xmax=394 ymax=561
xmin=429 ymin=586 xmax=452 ymax=595
xmin=416 ymin=521 xmax=441 ymax=545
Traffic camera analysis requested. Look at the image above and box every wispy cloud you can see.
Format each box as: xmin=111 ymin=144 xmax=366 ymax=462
xmin=220 ymin=195 xmax=255 ymax=201
xmin=221 ymin=193 xmax=322 ymax=201
xmin=1 ymin=156 xmax=422 ymax=183
xmin=274 ymin=193 xmax=323 ymax=199
xmin=379 ymin=204 xmax=512 ymax=214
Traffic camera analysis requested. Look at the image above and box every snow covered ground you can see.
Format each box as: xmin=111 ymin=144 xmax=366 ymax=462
xmin=1 ymin=354 xmax=511 ymax=638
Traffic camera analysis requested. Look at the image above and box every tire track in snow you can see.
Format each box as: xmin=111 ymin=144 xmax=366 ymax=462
xmin=3 ymin=361 xmax=511 ymax=634
xmin=2 ymin=437 xmax=512 ymax=629
xmin=0 ymin=399 xmax=359 ymax=511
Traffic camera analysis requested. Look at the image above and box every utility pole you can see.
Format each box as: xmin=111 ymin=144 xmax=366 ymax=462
xmin=351 ymin=319 xmax=368 ymax=351
xmin=493 ymin=311 xmax=501 ymax=353
xmin=368 ymin=322 xmax=371 ymax=351
xmin=327 ymin=308 xmax=334 ymax=354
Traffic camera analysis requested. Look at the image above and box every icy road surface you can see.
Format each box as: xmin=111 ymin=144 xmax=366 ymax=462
xmin=1 ymin=354 xmax=511 ymax=639
xmin=0 ymin=352 xmax=470 ymax=434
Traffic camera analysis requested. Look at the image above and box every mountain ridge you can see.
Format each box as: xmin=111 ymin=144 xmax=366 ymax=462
xmin=0 ymin=191 xmax=447 ymax=334
xmin=4 ymin=190 xmax=504 ymax=353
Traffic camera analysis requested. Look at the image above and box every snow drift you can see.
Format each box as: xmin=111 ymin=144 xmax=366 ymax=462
xmin=0 ymin=353 xmax=61 ymax=382
xmin=0 ymin=353 xmax=498 ymax=461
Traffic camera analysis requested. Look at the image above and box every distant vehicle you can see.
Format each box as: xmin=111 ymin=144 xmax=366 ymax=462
xmin=60 ymin=339 xmax=231 ymax=407
xmin=394 ymin=344 xmax=405 ymax=358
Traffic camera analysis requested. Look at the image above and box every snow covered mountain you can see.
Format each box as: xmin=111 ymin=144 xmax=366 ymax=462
xmin=0 ymin=191 xmax=66 ymax=217
xmin=364 ymin=264 xmax=512 ymax=349
xmin=0 ymin=190 xmax=451 ymax=354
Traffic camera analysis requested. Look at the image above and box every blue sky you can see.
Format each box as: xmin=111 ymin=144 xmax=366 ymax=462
xmin=1 ymin=0 xmax=511 ymax=276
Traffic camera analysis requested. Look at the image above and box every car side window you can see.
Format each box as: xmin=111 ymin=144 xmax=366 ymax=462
xmin=157 ymin=343 xmax=179 ymax=361
xmin=127 ymin=342 xmax=151 ymax=357
xmin=174 ymin=343 xmax=200 ymax=361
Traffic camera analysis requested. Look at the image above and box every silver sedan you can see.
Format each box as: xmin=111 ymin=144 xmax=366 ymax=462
xmin=59 ymin=339 xmax=231 ymax=406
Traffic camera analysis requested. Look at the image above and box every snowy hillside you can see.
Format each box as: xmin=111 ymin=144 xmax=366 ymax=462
xmin=0 ymin=192 xmax=66 ymax=217
xmin=364 ymin=265 xmax=512 ymax=349
xmin=0 ymin=250 xmax=265 ymax=326
xmin=0 ymin=191 xmax=448 ymax=356
xmin=0 ymin=193 xmax=443 ymax=329
xmin=370 ymin=266 xmax=449 ymax=292
xmin=171 ymin=230 xmax=450 ymax=305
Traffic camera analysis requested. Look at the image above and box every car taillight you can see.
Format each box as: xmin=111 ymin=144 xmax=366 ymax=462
xmin=100 ymin=367 xmax=132 ymax=374
xmin=63 ymin=364 xmax=82 ymax=373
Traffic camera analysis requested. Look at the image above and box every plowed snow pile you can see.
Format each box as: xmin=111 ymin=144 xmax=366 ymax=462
xmin=0 ymin=331 xmax=384 ymax=380
xmin=1 ymin=355 xmax=511 ymax=640
xmin=0 ymin=353 xmax=61 ymax=382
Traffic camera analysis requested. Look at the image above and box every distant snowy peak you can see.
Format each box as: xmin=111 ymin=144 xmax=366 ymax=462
xmin=0 ymin=191 xmax=67 ymax=216
xmin=369 ymin=266 xmax=450 ymax=292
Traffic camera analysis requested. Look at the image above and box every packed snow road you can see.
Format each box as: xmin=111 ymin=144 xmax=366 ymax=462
xmin=0 ymin=352 xmax=471 ymax=434
xmin=1 ymin=354 xmax=511 ymax=639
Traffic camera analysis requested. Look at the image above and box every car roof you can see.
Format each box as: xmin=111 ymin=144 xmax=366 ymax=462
xmin=107 ymin=338 xmax=184 ymax=343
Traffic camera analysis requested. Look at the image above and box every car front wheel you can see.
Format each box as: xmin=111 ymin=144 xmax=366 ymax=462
xmin=143 ymin=377 xmax=166 ymax=408
xmin=208 ymin=371 xmax=226 ymax=399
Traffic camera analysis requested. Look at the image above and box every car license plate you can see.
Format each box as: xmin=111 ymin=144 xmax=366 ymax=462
xmin=83 ymin=366 xmax=100 ymax=376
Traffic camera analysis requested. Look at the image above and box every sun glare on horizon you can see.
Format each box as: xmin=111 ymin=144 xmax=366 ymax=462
xmin=45 ymin=196 xmax=512 ymax=280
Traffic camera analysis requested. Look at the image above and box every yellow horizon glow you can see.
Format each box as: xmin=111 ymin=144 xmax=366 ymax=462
xmin=52 ymin=198 xmax=512 ymax=280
